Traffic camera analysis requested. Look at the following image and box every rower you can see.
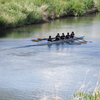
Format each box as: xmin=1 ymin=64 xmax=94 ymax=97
xmin=66 ymin=32 xmax=70 ymax=39
xmin=55 ymin=33 xmax=61 ymax=41
xmin=47 ymin=36 xmax=52 ymax=42
xmin=70 ymin=31 xmax=75 ymax=38
xmin=61 ymin=33 xmax=65 ymax=40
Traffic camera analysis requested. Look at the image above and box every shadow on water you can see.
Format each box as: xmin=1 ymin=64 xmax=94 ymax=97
xmin=1 ymin=39 xmax=87 ymax=52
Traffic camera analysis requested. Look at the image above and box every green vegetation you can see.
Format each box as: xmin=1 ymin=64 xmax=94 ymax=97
xmin=72 ymin=72 xmax=100 ymax=100
xmin=0 ymin=0 xmax=99 ymax=29
xmin=94 ymin=0 xmax=100 ymax=11
xmin=72 ymin=91 xmax=100 ymax=100
xmin=72 ymin=80 xmax=100 ymax=100
xmin=40 ymin=71 xmax=100 ymax=100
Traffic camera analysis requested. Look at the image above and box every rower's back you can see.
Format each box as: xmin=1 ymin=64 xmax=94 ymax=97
xmin=61 ymin=33 xmax=65 ymax=39
xmin=55 ymin=33 xmax=61 ymax=41
xmin=70 ymin=31 xmax=75 ymax=38
xmin=48 ymin=36 xmax=52 ymax=42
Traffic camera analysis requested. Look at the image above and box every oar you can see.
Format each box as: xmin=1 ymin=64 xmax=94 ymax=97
xmin=32 ymin=37 xmax=55 ymax=41
xmin=38 ymin=37 xmax=55 ymax=40
xmin=31 ymin=38 xmax=48 ymax=42
xmin=31 ymin=38 xmax=46 ymax=41
xmin=38 ymin=38 xmax=48 ymax=40
xmin=66 ymin=38 xmax=82 ymax=45
xmin=74 ymin=39 xmax=87 ymax=45
xmin=31 ymin=39 xmax=39 ymax=42
xmin=77 ymin=39 xmax=87 ymax=44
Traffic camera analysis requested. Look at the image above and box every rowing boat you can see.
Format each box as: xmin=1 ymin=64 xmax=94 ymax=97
xmin=32 ymin=36 xmax=85 ymax=46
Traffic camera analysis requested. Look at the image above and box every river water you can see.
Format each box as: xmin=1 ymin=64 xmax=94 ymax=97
xmin=0 ymin=13 xmax=100 ymax=100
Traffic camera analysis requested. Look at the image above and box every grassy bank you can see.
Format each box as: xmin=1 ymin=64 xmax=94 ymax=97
xmin=40 ymin=72 xmax=100 ymax=100
xmin=72 ymin=91 xmax=100 ymax=100
xmin=72 ymin=75 xmax=100 ymax=100
xmin=0 ymin=0 xmax=100 ymax=29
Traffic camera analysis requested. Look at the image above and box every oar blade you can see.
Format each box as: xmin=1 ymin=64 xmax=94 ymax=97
xmin=38 ymin=38 xmax=43 ymax=40
xmin=31 ymin=39 xmax=38 ymax=41
xmin=38 ymin=38 xmax=48 ymax=40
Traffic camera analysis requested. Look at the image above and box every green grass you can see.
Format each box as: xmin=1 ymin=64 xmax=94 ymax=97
xmin=39 ymin=72 xmax=100 ymax=100
xmin=0 ymin=0 xmax=99 ymax=29
xmin=72 ymin=89 xmax=100 ymax=100
xmin=94 ymin=0 xmax=100 ymax=11
xmin=72 ymin=71 xmax=100 ymax=100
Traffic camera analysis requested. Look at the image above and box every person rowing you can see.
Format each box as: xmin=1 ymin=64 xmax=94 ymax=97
xmin=66 ymin=32 xmax=70 ymax=39
xmin=47 ymin=36 xmax=52 ymax=42
xmin=61 ymin=33 xmax=65 ymax=40
xmin=55 ymin=33 xmax=61 ymax=41
xmin=70 ymin=31 xmax=75 ymax=38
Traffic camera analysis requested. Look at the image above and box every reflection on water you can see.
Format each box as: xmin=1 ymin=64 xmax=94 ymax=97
xmin=0 ymin=13 xmax=100 ymax=100
xmin=0 ymin=13 xmax=100 ymax=38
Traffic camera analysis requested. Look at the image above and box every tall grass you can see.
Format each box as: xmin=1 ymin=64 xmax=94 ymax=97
xmin=0 ymin=1 xmax=42 ymax=29
xmin=41 ymin=71 xmax=100 ymax=100
xmin=72 ymin=72 xmax=100 ymax=100
xmin=94 ymin=0 xmax=100 ymax=10
xmin=39 ymin=72 xmax=100 ymax=100
xmin=0 ymin=0 xmax=99 ymax=29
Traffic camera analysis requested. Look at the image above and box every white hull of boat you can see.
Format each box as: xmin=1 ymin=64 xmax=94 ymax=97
xmin=34 ymin=36 xmax=84 ymax=46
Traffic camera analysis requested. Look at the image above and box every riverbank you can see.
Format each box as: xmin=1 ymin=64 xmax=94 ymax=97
xmin=0 ymin=0 xmax=100 ymax=30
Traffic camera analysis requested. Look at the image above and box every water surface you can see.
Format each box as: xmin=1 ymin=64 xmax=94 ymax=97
xmin=0 ymin=13 xmax=100 ymax=100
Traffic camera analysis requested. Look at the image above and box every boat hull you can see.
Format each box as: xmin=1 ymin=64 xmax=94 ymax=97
xmin=34 ymin=36 xmax=84 ymax=46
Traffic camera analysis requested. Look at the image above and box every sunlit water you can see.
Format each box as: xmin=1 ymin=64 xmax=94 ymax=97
xmin=0 ymin=13 xmax=100 ymax=100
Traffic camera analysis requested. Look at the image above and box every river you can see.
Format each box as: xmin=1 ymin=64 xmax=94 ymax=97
xmin=0 ymin=13 xmax=100 ymax=100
